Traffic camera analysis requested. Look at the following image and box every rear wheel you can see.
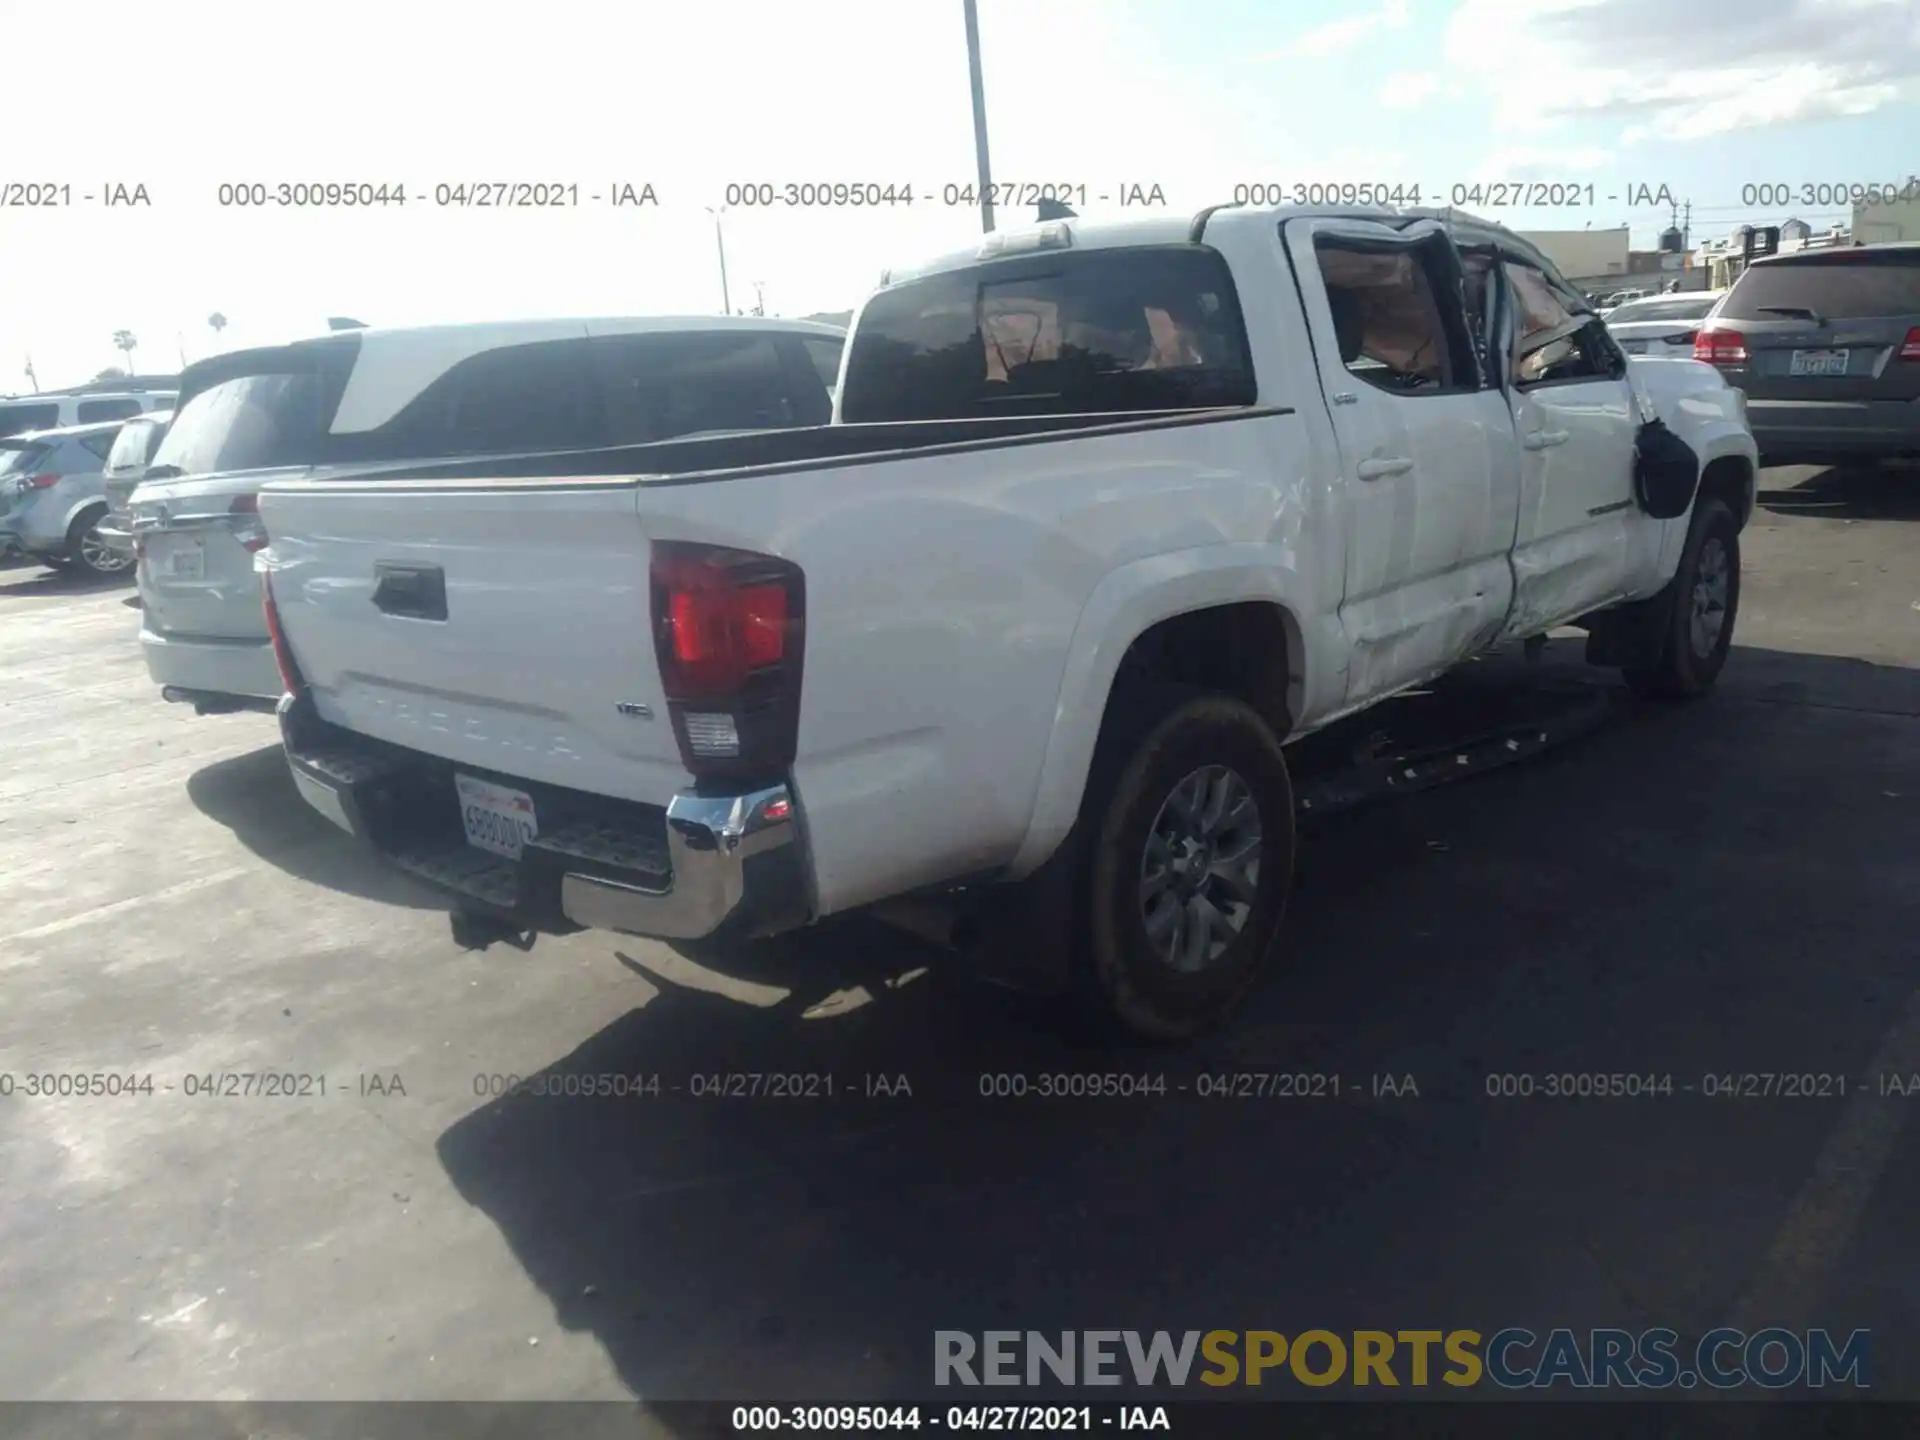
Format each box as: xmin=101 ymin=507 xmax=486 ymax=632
xmin=1074 ymin=687 xmax=1295 ymax=1041
xmin=66 ymin=507 xmax=134 ymax=581
xmin=1623 ymin=497 xmax=1740 ymax=700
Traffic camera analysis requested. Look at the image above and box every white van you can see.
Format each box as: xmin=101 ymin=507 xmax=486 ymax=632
xmin=0 ymin=391 xmax=178 ymax=438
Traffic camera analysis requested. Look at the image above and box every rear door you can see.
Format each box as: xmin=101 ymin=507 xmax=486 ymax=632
xmin=134 ymin=352 xmax=343 ymax=641
xmin=1495 ymin=256 xmax=1643 ymax=636
xmin=1712 ymin=249 xmax=1920 ymax=449
xmin=1281 ymin=217 xmax=1521 ymax=707
xmin=0 ymin=438 xmax=56 ymax=529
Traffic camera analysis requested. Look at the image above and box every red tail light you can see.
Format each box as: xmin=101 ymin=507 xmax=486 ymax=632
xmin=650 ymin=541 xmax=805 ymax=782
xmin=260 ymin=571 xmax=305 ymax=696
xmin=20 ymin=473 xmax=60 ymax=489
xmin=229 ymin=493 xmax=269 ymax=553
xmin=1900 ymin=327 xmax=1920 ymax=362
xmin=1694 ymin=328 xmax=1748 ymax=366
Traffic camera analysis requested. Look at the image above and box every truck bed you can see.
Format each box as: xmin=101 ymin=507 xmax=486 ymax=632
xmin=259 ymin=402 xmax=1303 ymax=919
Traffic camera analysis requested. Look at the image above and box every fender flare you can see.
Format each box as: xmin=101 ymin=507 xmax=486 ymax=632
xmin=60 ymin=496 xmax=109 ymax=542
xmin=1692 ymin=429 xmax=1760 ymax=525
xmin=1644 ymin=430 xmax=1758 ymax=580
xmin=1005 ymin=543 xmax=1318 ymax=878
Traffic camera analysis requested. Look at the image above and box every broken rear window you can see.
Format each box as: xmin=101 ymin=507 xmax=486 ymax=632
xmin=842 ymin=245 xmax=1256 ymax=422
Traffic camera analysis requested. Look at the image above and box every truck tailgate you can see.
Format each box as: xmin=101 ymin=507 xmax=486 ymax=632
xmin=261 ymin=479 xmax=685 ymax=805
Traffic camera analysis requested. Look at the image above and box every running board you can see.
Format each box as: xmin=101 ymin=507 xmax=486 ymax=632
xmin=1293 ymin=685 xmax=1614 ymax=823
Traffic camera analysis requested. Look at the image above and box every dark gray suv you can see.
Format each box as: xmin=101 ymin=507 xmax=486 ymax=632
xmin=1694 ymin=243 xmax=1920 ymax=466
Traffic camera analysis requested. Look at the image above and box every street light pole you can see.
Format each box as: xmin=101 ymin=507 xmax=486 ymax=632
xmin=962 ymin=0 xmax=995 ymax=234
xmin=706 ymin=206 xmax=733 ymax=315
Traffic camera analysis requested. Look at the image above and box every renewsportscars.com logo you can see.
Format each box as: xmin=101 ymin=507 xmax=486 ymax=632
xmin=934 ymin=1328 xmax=1871 ymax=1390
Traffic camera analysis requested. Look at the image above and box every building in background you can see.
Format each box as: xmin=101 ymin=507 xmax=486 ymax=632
xmin=1518 ymin=226 xmax=1709 ymax=298
xmin=1517 ymin=226 xmax=1630 ymax=284
xmin=1697 ymin=219 xmax=1856 ymax=289
xmin=1854 ymin=192 xmax=1920 ymax=245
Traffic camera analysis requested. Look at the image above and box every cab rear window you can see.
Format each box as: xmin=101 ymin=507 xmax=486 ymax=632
xmin=841 ymin=245 xmax=1256 ymax=423
xmin=1720 ymin=252 xmax=1920 ymax=321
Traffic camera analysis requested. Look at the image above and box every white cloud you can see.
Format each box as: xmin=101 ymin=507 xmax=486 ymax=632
xmin=1442 ymin=0 xmax=1920 ymax=138
xmin=1463 ymin=147 xmax=1616 ymax=182
xmin=1378 ymin=72 xmax=1444 ymax=109
xmin=1267 ymin=0 xmax=1410 ymax=60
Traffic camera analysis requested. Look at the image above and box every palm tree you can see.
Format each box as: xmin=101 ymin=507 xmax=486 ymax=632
xmin=112 ymin=330 xmax=138 ymax=374
xmin=208 ymin=312 xmax=227 ymax=338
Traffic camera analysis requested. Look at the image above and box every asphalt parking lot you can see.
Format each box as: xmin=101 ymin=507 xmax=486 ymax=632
xmin=2 ymin=464 xmax=1917 ymax=1414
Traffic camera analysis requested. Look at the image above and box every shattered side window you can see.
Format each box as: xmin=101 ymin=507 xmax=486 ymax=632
xmin=1505 ymin=262 xmax=1613 ymax=386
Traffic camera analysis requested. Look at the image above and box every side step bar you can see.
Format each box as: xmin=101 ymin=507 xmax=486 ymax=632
xmin=1294 ymin=684 xmax=1614 ymax=822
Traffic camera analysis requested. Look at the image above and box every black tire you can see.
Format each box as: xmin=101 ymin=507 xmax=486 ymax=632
xmin=65 ymin=506 xmax=134 ymax=581
xmin=1072 ymin=685 xmax=1295 ymax=1042
xmin=1624 ymin=497 xmax=1740 ymax=701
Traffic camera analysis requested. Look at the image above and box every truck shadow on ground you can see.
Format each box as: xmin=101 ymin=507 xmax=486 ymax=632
xmin=1757 ymin=464 xmax=1920 ymax=522
xmin=433 ymin=642 xmax=1920 ymax=1413
xmin=186 ymin=742 xmax=444 ymax=909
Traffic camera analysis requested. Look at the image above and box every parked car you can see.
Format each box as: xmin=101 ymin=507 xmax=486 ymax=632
xmin=1693 ymin=242 xmax=1920 ymax=466
xmin=0 ymin=420 xmax=139 ymax=578
xmin=96 ymin=411 xmax=174 ymax=555
xmin=130 ymin=316 xmax=847 ymax=714
xmin=0 ymin=390 xmax=177 ymax=439
xmin=1605 ymin=291 xmax=1725 ymax=356
xmin=1599 ymin=288 xmax=1649 ymax=312
xmin=261 ymin=205 xmax=1757 ymax=1041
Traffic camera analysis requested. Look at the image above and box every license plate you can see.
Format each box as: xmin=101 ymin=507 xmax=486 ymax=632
xmin=1790 ymin=349 xmax=1849 ymax=377
xmin=1619 ymin=340 xmax=1646 ymax=354
xmin=456 ymin=773 xmax=538 ymax=860
xmin=165 ymin=541 xmax=204 ymax=579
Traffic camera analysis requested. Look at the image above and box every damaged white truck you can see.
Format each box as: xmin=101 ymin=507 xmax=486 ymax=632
xmin=260 ymin=205 xmax=1757 ymax=1040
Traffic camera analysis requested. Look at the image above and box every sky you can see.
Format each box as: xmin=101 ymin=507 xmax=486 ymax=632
xmin=5 ymin=0 xmax=1918 ymax=392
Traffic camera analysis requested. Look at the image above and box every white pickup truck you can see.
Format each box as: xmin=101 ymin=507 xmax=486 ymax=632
xmin=263 ymin=205 xmax=1757 ymax=1040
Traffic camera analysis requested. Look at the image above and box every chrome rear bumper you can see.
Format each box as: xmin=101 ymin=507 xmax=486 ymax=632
xmin=279 ymin=693 xmax=811 ymax=943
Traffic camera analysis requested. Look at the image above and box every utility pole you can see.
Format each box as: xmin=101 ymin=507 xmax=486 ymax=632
xmin=706 ymin=206 xmax=733 ymax=314
xmin=1681 ymin=199 xmax=1691 ymax=251
xmin=23 ymin=356 xmax=37 ymax=393
xmin=962 ymin=0 xmax=995 ymax=234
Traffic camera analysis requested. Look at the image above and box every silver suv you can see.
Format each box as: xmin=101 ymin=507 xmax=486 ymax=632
xmin=0 ymin=421 xmax=137 ymax=578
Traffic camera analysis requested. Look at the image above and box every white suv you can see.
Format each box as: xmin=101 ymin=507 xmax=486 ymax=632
xmin=133 ymin=315 xmax=846 ymax=715
xmin=0 ymin=390 xmax=177 ymax=438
